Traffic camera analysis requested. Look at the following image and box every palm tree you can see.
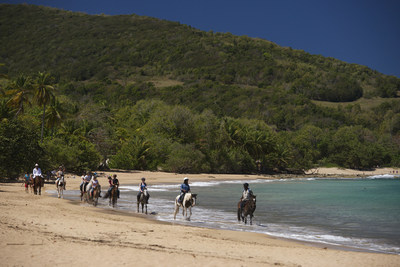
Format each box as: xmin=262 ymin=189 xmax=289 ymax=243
xmin=33 ymin=72 xmax=55 ymax=142
xmin=6 ymin=74 xmax=33 ymax=117
xmin=45 ymin=98 xmax=64 ymax=135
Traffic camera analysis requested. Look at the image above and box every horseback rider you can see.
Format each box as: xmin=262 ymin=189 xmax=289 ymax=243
xmin=55 ymin=166 xmax=66 ymax=190
xmin=80 ymin=171 xmax=91 ymax=193
xmin=89 ymin=176 xmax=99 ymax=199
xmin=240 ymin=183 xmax=254 ymax=210
xmin=178 ymin=177 xmax=190 ymax=204
xmin=112 ymin=174 xmax=120 ymax=198
xmin=137 ymin=177 xmax=150 ymax=204
xmin=33 ymin=163 xmax=42 ymax=179
xmin=104 ymin=174 xmax=120 ymax=199
xmin=103 ymin=176 xmax=112 ymax=198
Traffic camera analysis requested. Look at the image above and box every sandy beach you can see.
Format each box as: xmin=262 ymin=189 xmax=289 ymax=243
xmin=1 ymin=168 xmax=399 ymax=266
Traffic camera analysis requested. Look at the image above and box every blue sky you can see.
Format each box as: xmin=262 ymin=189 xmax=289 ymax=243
xmin=4 ymin=0 xmax=400 ymax=77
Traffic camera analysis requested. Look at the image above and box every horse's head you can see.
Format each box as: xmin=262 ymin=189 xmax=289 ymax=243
xmin=143 ymin=188 xmax=148 ymax=196
xmin=191 ymin=193 xmax=197 ymax=206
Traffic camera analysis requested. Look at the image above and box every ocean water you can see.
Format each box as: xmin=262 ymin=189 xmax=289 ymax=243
xmin=49 ymin=174 xmax=400 ymax=254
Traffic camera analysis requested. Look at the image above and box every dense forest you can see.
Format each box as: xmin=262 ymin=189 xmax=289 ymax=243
xmin=1 ymin=4 xmax=400 ymax=178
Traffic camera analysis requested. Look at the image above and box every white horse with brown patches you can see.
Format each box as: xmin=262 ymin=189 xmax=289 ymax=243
xmin=174 ymin=193 xmax=197 ymax=221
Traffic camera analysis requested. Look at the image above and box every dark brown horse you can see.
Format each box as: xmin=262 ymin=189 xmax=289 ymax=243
xmin=33 ymin=176 xmax=44 ymax=195
xmin=109 ymin=186 xmax=118 ymax=207
xmin=237 ymin=195 xmax=256 ymax=225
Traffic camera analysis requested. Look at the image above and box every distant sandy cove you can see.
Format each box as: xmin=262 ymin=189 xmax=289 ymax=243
xmin=1 ymin=168 xmax=399 ymax=266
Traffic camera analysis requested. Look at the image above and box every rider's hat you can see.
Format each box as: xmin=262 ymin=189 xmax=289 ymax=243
xmin=183 ymin=177 xmax=189 ymax=181
xmin=243 ymin=182 xmax=249 ymax=187
xmin=141 ymin=177 xmax=146 ymax=181
xmin=107 ymin=176 xmax=112 ymax=179
xmin=35 ymin=163 xmax=39 ymax=167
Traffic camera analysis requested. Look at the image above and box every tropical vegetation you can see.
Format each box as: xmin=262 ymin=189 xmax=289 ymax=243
xmin=1 ymin=4 xmax=400 ymax=178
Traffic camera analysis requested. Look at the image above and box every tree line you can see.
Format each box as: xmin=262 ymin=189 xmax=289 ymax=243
xmin=1 ymin=72 xmax=400 ymax=179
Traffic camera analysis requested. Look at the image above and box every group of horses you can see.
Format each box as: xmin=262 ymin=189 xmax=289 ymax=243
xmin=173 ymin=192 xmax=256 ymax=224
xmin=26 ymin=176 xmax=45 ymax=195
xmin=80 ymin=185 xmax=256 ymax=225
xmin=48 ymin=176 xmax=256 ymax=225
xmin=26 ymin=175 xmax=62 ymax=197
xmin=79 ymin=183 xmax=118 ymax=207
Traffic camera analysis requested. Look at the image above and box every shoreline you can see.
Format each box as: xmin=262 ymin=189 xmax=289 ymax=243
xmin=1 ymin=168 xmax=399 ymax=266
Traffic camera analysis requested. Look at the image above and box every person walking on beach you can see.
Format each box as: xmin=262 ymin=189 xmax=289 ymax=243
xmin=137 ymin=177 xmax=150 ymax=203
xmin=240 ymin=183 xmax=254 ymax=210
xmin=24 ymin=172 xmax=31 ymax=193
xmin=178 ymin=177 xmax=190 ymax=204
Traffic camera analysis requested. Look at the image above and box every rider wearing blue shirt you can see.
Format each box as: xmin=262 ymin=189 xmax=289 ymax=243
xmin=178 ymin=177 xmax=190 ymax=204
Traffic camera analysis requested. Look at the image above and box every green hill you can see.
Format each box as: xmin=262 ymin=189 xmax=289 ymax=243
xmin=1 ymin=4 xmax=400 ymax=177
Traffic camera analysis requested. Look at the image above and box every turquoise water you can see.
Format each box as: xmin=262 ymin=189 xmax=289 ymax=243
xmin=131 ymin=175 xmax=400 ymax=254
xmin=51 ymin=175 xmax=400 ymax=254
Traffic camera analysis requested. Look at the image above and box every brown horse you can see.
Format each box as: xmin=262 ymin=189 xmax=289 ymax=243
xmin=33 ymin=176 xmax=44 ymax=195
xmin=237 ymin=195 xmax=256 ymax=225
xmin=88 ymin=186 xmax=100 ymax=206
xmin=109 ymin=186 xmax=118 ymax=207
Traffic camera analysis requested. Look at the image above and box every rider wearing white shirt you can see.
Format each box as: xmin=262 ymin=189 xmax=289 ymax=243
xmin=33 ymin=164 xmax=42 ymax=178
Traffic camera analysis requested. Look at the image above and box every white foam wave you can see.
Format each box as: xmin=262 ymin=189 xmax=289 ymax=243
xmin=366 ymin=174 xmax=400 ymax=179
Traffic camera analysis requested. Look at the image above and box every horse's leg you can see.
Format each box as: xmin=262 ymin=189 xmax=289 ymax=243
xmin=137 ymin=202 xmax=139 ymax=212
xmin=250 ymin=215 xmax=253 ymax=225
xmin=187 ymin=207 xmax=192 ymax=221
xmin=145 ymin=203 xmax=147 ymax=215
xmin=173 ymin=204 xmax=179 ymax=220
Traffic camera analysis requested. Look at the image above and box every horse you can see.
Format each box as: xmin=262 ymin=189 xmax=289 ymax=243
xmin=109 ymin=186 xmax=118 ymax=207
xmin=80 ymin=181 xmax=91 ymax=202
xmin=88 ymin=186 xmax=100 ymax=206
xmin=237 ymin=195 xmax=256 ymax=225
xmin=137 ymin=189 xmax=148 ymax=214
xmin=56 ymin=176 xmax=65 ymax=198
xmin=174 ymin=193 xmax=197 ymax=221
xmin=33 ymin=176 xmax=44 ymax=195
